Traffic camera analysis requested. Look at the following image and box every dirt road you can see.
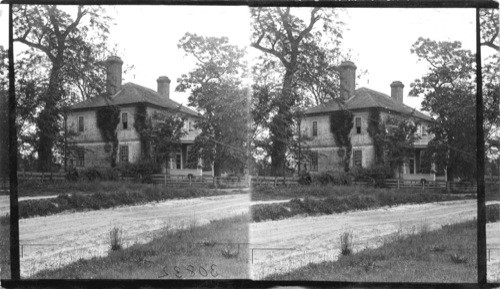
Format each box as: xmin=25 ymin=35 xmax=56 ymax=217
xmin=250 ymin=199 xmax=500 ymax=281
xmin=18 ymin=193 xmax=250 ymax=277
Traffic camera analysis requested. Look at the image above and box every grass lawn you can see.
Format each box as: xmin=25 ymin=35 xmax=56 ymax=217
xmin=30 ymin=214 xmax=249 ymax=279
xmin=251 ymin=185 xmax=377 ymax=201
xmin=17 ymin=180 xmax=238 ymax=197
xmin=14 ymin=183 xmax=246 ymax=219
xmin=251 ymin=190 xmax=471 ymax=222
xmin=265 ymin=219 xmax=477 ymax=282
xmin=251 ymin=184 xmax=478 ymax=202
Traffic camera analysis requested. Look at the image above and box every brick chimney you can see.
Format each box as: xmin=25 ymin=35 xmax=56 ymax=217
xmin=390 ymin=81 xmax=404 ymax=103
xmin=105 ymin=56 xmax=123 ymax=95
xmin=339 ymin=61 xmax=357 ymax=100
xmin=157 ymin=76 xmax=170 ymax=99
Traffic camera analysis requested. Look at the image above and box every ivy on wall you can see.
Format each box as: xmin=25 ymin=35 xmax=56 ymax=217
xmin=96 ymin=104 xmax=120 ymax=167
xmin=330 ymin=110 xmax=354 ymax=172
xmin=367 ymin=107 xmax=385 ymax=164
xmin=134 ymin=103 xmax=152 ymax=160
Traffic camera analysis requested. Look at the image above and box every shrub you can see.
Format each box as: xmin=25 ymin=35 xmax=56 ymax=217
xmin=81 ymin=167 xmax=102 ymax=181
xmin=298 ymin=171 xmax=313 ymax=185
xmin=118 ymin=161 xmax=161 ymax=178
xmin=486 ymin=204 xmax=500 ymax=223
xmin=109 ymin=226 xmax=123 ymax=251
xmin=65 ymin=169 xmax=79 ymax=181
xmin=313 ymin=171 xmax=351 ymax=186
xmin=340 ymin=231 xmax=353 ymax=256
xmin=350 ymin=164 xmax=393 ymax=187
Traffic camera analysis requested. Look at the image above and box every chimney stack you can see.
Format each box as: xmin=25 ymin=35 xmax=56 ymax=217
xmin=339 ymin=61 xmax=357 ymax=100
xmin=105 ymin=56 xmax=123 ymax=95
xmin=390 ymin=81 xmax=404 ymax=103
xmin=157 ymin=76 xmax=171 ymax=99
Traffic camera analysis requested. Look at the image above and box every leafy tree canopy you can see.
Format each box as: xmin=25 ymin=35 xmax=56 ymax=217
xmin=250 ymin=7 xmax=345 ymax=176
xmin=13 ymin=5 xmax=113 ymax=171
xmin=409 ymin=38 xmax=476 ymax=180
xmin=176 ymin=33 xmax=249 ymax=176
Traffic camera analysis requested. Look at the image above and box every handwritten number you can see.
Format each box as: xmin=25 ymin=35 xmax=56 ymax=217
xmin=159 ymin=263 xmax=219 ymax=278
xmin=199 ymin=266 xmax=208 ymax=277
xmin=186 ymin=265 xmax=195 ymax=277
xmin=174 ymin=266 xmax=182 ymax=278
xmin=210 ymin=264 xmax=218 ymax=277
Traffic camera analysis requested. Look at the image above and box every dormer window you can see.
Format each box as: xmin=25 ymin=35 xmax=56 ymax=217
xmin=355 ymin=117 xmax=361 ymax=134
xmin=122 ymin=112 xmax=128 ymax=130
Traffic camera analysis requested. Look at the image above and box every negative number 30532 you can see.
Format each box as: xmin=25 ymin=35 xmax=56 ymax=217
xmin=158 ymin=264 xmax=219 ymax=278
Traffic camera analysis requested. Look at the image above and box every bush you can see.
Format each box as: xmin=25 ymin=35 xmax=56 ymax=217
xmin=340 ymin=231 xmax=353 ymax=256
xmin=313 ymin=171 xmax=352 ymax=186
xmin=118 ymin=161 xmax=161 ymax=182
xmin=486 ymin=204 xmax=500 ymax=223
xmin=109 ymin=226 xmax=123 ymax=251
xmin=298 ymin=171 xmax=313 ymax=185
xmin=350 ymin=164 xmax=393 ymax=187
xmin=81 ymin=167 xmax=102 ymax=181
xmin=65 ymin=169 xmax=79 ymax=181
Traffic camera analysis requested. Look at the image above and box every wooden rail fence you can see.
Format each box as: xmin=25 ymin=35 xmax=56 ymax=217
xmin=2 ymin=171 xmax=497 ymax=193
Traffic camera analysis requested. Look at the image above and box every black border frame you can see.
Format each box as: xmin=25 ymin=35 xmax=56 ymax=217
xmin=2 ymin=1 xmax=499 ymax=288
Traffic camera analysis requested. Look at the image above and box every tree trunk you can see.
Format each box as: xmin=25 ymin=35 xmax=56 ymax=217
xmin=37 ymin=61 xmax=63 ymax=172
xmin=270 ymin=70 xmax=295 ymax=176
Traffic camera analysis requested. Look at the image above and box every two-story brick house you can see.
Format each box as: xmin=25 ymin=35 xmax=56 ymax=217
xmin=67 ymin=56 xmax=210 ymax=176
xmin=301 ymin=61 xmax=437 ymax=180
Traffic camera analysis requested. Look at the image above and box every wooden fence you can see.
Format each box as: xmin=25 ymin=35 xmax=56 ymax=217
xmin=5 ymin=171 xmax=499 ymax=193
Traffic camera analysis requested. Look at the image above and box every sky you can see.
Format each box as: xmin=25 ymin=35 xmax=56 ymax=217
xmin=0 ymin=5 xmax=483 ymax=112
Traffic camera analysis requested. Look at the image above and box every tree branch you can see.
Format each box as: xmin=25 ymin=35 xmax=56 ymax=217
xmin=252 ymin=36 xmax=289 ymax=68
xmin=296 ymin=8 xmax=320 ymax=44
xmin=62 ymin=6 xmax=87 ymax=39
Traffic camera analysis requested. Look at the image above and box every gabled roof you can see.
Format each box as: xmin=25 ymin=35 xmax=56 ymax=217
xmin=305 ymin=87 xmax=432 ymax=121
xmin=70 ymin=82 xmax=199 ymax=117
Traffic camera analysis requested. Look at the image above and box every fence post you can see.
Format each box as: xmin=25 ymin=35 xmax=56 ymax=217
xmin=274 ymin=177 xmax=277 ymax=187
xmin=164 ymin=173 xmax=167 ymax=186
xmin=397 ymin=179 xmax=400 ymax=189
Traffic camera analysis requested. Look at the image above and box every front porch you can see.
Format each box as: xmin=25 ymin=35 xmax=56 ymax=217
xmin=398 ymin=148 xmax=436 ymax=181
xmin=163 ymin=143 xmax=213 ymax=177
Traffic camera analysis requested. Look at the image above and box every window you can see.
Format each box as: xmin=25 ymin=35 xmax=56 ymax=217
xmin=122 ymin=112 xmax=128 ymax=130
xmin=76 ymin=148 xmax=85 ymax=167
xmin=188 ymin=121 xmax=193 ymax=131
xmin=409 ymin=158 xmax=415 ymax=174
xmin=310 ymin=151 xmax=318 ymax=171
xmin=312 ymin=121 xmax=318 ymax=137
xmin=422 ymin=125 xmax=427 ymax=136
xmin=355 ymin=117 xmax=361 ymax=134
xmin=120 ymin=145 xmax=129 ymax=163
xmin=78 ymin=116 xmax=84 ymax=132
xmin=353 ymin=150 xmax=362 ymax=167
xmin=176 ymin=153 xmax=182 ymax=169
